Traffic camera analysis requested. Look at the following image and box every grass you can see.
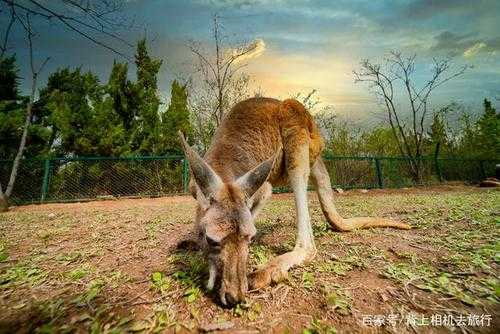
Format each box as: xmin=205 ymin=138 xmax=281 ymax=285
xmin=302 ymin=319 xmax=337 ymax=334
xmin=66 ymin=266 xmax=90 ymax=281
xmin=0 ymin=262 xmax=48 ymax=288
xmin=316 ymin=261 xmax=353 ymax=276
xmin=150 ymin=271 xmax=172 ymax=294
xmin=130 ymin=306 xmax=178 ymax=333
xmin=169 ymin=251 xmax=206 ymax=303
xmin=0 ymin=186 xmax=498 ymax=333
xmin=322 ymin=284 xmax=352 ymax=315
xmin=0 ymin=241 xmax=8 ymax=262
xmin=73 ymin=279 xmax=106 ymax=305
xmin=250 ymin=244 xmax=271 ymax=266
xmin=302 ymin=271 xmax=315 ymax=290
xmin=56 ymin=251 xmax=84 ymax=265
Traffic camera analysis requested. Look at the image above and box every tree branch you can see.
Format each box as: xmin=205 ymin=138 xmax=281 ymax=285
xmin=1 ymin=0 xmax=132 ymax=59
xmin=0 ymin=4 xmax=15 ymax=57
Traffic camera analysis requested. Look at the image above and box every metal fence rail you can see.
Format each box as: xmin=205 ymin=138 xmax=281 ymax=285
xmin=0 ymin=155 xmax=498 ymax=205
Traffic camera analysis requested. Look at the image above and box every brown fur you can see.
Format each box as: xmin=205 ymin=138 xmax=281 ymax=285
xmin=203 ymin=97 xmax=323 ymax=186
xmin=181 ymin=97 xmax=410 ymax=305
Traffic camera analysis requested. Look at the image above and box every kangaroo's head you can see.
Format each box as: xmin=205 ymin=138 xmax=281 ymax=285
xmin=179 ymin=133 xmax=274 ymax=306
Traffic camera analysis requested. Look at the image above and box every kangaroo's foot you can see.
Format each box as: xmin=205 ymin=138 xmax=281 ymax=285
xmin=249 ymin=247 xmax=316 ymax=290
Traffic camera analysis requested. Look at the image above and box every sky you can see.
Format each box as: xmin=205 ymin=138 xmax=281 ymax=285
xmin=3 ymin=0 xmax=500 ymax=124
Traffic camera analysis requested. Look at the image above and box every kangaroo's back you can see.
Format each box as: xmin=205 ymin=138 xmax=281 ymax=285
xmin=204 ymin=97 xmax=324 ymax=184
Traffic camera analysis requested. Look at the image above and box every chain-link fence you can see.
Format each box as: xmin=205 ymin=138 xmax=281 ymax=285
xmin=1 ymin=155 xmax=498 ymax=205
xmin=0 ymin=156 xmax=186 ymax=205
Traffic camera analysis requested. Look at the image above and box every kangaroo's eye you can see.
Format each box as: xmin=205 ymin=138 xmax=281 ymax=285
xmin=206 ymin=236 xmax=220 ymax=247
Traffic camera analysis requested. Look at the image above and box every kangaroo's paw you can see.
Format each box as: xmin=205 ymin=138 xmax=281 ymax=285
xmin=249 ymin=263 xmax=287 ymax=290
xmin=248 ymin=248 xmax=314 ymax=290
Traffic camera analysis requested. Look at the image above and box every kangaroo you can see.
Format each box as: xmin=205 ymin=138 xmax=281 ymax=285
xmin=178 ymin=97 xmax=410 ymax=306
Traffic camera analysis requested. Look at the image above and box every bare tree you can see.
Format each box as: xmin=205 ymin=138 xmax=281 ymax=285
xmin=0 ymin=3 xmax=15 ymax=58
xmin=292 ymin=89 xmax=321 ymax=112
xmin=0 ymin=1 xmax=132 ymax=211
xmin=0 ymin=14 xmax=49 ymax=212
xmin=0 ymin=0 xmax=133 ymax=58
xmin=353 ymin=51 xmax=469 ymax=183
xmin=188 ymin=14 xmax=264 ymax=149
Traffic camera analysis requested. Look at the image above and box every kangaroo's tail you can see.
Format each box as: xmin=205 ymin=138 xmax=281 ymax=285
xmin=310 ymin=158 xmax=411 ymax=231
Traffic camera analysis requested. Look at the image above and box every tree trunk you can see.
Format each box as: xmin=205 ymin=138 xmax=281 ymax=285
xmin=4 ymin=96 xmax=32 ymax=198
xmin=412 ymin=158 xmax=424 ymax=185
xmin=0 ymin=196 xmax=8 ymax=212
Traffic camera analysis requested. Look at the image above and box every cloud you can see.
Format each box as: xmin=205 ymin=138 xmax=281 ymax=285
xmin=196 ymin=0 xmax=282 ymax=9
xmin=405 ymin=0 xmax=496 ymax=19
xmin=463 ymin=42 xmax=487 ymax=58
xmin=429 ymin=31 xmax=500 ymax=58
xmin=430 ymin=31 xmax=476 ymax=56
xmin=232 ymin=38 xmax=266 ymax=63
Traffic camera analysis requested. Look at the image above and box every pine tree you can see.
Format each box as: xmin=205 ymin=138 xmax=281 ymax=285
xmin=41 ymin=68 xmax=128 ymax=156
xmin=475 ymin=99 xmax=500 ymax=159
xmin=162 ymin=80 xmax=192 ymax=153
xmin=429 ymin=113 xmax=447 ymax=144
xmin=427 ymin=112 xmax=449 ymax=155
xmin=107 ymin=61 xmax=139 ymax=130
xmin=0 ymin=56 xmax=50 ymax=159
xmin=0 ymin=56 xmax=19 ymax=101
xmin=0 ymin=56 xmax=24 ymax=159
xmin=136 ymin=39 xmax=162 ymax=92
xmin=131 ymin=39 xmax=163 ymax=154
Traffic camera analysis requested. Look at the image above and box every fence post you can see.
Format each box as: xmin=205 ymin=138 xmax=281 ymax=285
xmin=434 ymin=142 xmax=442 ymax=183
xmin=40 ymin=159 xmax=51 ymax=203
xmin=182 ymin=158 xmax=189 ymax=193
xmin=435 ymin=158 xmax=443 ymax=183
xmin=375 ymin=158 xmax=384 ymax=188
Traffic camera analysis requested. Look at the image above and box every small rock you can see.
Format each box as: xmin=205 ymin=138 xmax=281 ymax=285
xmin=334 ymin=188 xmax=344 ymax=194
xmin=47 ymin=213 xmax=56 ymax=218
xmin=360 ymin=189 xmax=368 ymax=193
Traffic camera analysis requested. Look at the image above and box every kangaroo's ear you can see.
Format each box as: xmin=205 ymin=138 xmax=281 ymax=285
xmin=178 ymin=131 xmax=222 ymax=199
xmin=236 ymin=154 xmax=276 ymax=198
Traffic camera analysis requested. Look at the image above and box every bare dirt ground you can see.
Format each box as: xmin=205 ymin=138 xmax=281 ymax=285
xmin=0 ymin=185 xmax=498 ymax=333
